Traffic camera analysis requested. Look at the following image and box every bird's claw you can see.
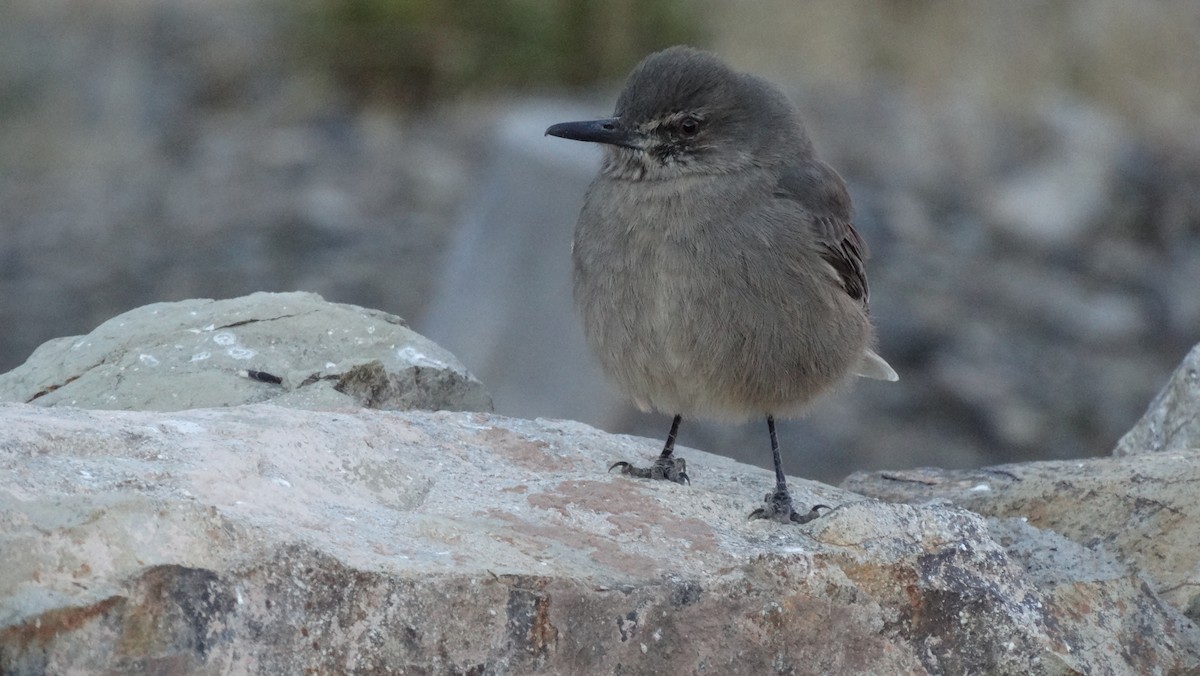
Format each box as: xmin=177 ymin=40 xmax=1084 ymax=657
xmin=608 ymin=457 xmax=689 ymax=485
xmin=749 ymin=491 xmax=831 ymax=524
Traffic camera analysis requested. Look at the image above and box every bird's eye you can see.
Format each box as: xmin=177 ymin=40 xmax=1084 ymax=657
xmin=678 ymin=116 xmax=700 ymax=136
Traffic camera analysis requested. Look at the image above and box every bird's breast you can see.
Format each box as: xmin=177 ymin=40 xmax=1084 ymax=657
xmin=571 ymin=173 xmax=870 ymax=419
xmin=572 ymin=178 xmax=758 ymax=410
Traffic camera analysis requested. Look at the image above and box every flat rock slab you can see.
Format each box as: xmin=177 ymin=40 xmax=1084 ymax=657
xmin=0 ymin=292 xmax=492 ymax=413
xmin=2 ymin=404 xmax=1197 ymax=674
xmin=844 ymin=449 xmax=1200 ymax=621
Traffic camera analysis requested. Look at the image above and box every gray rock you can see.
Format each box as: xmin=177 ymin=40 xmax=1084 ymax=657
xmin=0 ymin=292 xmax=492 ymax=413
xmin=843 ymin=449 xmax=1200 ymax=620
xmin=2 ymin=404 xmax=1197 ymax=674
xmin=1115 ymin=342 xmax=1200 ymax=456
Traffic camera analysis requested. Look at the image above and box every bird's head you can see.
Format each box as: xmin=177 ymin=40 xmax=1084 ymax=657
xmin=547 ymin=46 xmax=807 ymax=181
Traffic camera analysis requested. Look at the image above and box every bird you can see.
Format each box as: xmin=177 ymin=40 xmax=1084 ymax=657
xmin=545 ymin=45 xmax=897 ymax=524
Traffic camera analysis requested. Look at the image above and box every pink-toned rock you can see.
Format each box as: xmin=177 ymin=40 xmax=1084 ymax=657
xmin=2 ymin=403 xmax=1196 ymax=674
xmin=844 ymin=449 xmax=1200 ymax=626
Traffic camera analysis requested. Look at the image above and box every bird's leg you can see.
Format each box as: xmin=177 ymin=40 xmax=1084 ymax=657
xmin=609 ymin=414 xmax=690 ymax=485
xmin=749 ymin=415 xmax=829 ymax=524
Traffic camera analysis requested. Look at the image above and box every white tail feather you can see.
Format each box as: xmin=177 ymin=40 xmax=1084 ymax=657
xmin=856 ymin=349 xmax=898 ymax=381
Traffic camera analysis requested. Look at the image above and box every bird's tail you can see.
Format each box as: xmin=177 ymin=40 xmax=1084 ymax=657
xmin=855 ymin=349 xmax=899 ymax=381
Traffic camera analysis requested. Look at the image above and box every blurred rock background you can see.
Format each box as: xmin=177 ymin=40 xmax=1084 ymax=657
xmin=2 ymin=0 xmax=1197 ymax=482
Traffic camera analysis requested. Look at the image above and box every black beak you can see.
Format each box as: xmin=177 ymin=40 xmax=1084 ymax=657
xmin=545 ymin=117 xmax=641 ymax=149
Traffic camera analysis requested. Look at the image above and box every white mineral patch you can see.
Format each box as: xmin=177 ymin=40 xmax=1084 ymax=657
xmin=227 ymin=347 xmax=256 ymax=360
xmin=396 ymin=346 xmax=449 ymax=369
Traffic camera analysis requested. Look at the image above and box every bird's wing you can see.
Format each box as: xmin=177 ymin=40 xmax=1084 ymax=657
xmin=774 ymin=163 xmax=870 ymax=306
xmin=811 ymin=215 xmax=869 ymax=304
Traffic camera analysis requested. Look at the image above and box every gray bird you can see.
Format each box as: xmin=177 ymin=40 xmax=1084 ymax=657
xmin=546 ymin=46 xmax=897 ymax=524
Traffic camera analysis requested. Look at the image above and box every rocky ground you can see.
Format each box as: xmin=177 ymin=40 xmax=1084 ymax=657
xmin=2 ymin=294 xmax=1199 ymax=674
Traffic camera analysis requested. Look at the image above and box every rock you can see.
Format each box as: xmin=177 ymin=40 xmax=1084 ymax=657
xmin=2 ymin=404 xmax=1197 ymax=674
xmin=843 ymin=449 xmax=1200 ymax=621
xmin=0 ymin=292 xmax=492 ymax=414
xmin=1115 ymin=342 xmax=1200 ymax=456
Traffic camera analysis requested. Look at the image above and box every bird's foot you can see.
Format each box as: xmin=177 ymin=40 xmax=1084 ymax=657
xmin=749 ymin=489 xmax=830 ymax=524
xmin=609 ymin=456 xmax=689 ymax=485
